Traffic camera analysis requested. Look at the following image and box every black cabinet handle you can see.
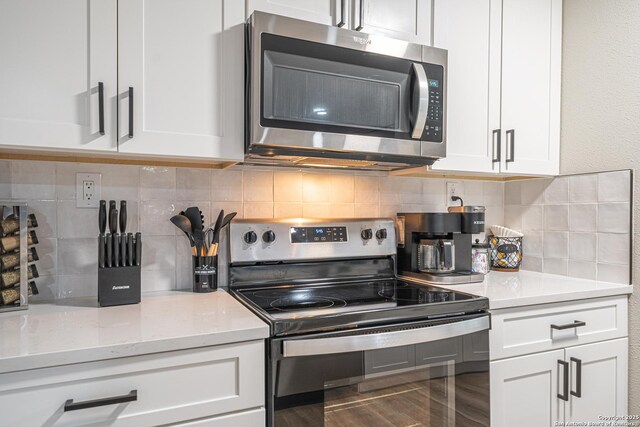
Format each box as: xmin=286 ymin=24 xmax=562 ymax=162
xmin=128 ymin=87 xmax=134 ymax=138
xmin=506 ymin=129 xmax=515 ymax=163
xmin=337 ymin=0 xmax=345 ymax=27
xmin=98 ymin=82 xmax=105 ymax=135
xmin=551 ymin=320 xmax=586 ymax=330
xmin=64 ymin=390 xmax=137 ymax=412
xmin=355 ymin=0 xmax=364 ymax=31
xmin=570 ymin=357 xmax=582 ymax=398
xmin=492 ymin=129 xmax=501 ymax=163
xmin=558 ymin=360 xmax=569 ymax=401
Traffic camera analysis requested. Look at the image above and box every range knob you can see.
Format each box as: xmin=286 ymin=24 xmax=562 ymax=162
xmin=243 ymin=231 xmax=257 ymax=244
xmin=376 ymin=228 xmax=388 ymax=240
xmin=361 ymin=228 xmax=373 ymax=241
xmin=262 ymin=230 xmax=276 ymax=244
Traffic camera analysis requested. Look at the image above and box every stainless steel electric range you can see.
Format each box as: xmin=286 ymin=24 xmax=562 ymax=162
xmin=228 ymin=218 xmax=490 ymax=427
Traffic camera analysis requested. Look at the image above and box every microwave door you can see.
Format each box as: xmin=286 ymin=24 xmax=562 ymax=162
xmin=411 ymin=63 xmax=430 ymax=139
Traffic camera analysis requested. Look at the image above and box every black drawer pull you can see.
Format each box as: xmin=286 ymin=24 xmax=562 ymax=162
xmin=98 ymin=82 xmax=105 ymax=135
xmin=558 ymin=360 xmax=569 ymax=401
xmin=570 ymin=357 xmax=582 ymax=398
xmin=64 ymin=389 xmax=137 ymax=412
xmin=551 ymin=321 xmax=586 ymax=330
xmin=128 ymin=87 xmax=134 ymax=138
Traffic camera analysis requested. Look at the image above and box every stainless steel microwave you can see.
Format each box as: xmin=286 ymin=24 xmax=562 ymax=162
xmin=245 ymin=12 xmax=448 ymax=171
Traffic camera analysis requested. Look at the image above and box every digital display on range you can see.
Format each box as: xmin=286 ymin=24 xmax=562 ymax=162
xmin=290 ymin=226 xmax=348 ymax=243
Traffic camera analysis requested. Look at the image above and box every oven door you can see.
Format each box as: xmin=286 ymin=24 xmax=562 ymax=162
xmin=248 ymin=12 xmax=447 ymax=161
xmin=268 ymin=314 xmax=490 ymax=427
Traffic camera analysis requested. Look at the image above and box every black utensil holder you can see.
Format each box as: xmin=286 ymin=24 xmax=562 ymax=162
xmin=192 ymin=255 xmax=217 ymax=293
xmin=98 ymin=265 xmax=141 ymax=307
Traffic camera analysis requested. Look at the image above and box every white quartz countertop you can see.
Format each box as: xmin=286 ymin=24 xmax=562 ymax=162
xmin=0 ymin=290 xmax=269 ymax=375
xmin=432 ymin=270 xmax=633 ymax=310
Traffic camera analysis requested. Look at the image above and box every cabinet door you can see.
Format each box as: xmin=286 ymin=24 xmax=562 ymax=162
xmin=0 ymin=0 xmax=117 ymax=152
xmin=246 ymin=0 xmax=340 ymax=26
xmin=353 ymin=0 xmax=431 ymax=45
xmin=564 ymin=338 xmax=628 ymax=423
xmin=431 ymin=0 xmax=501 ymax=173
xmin=117 ymin=0 xmax=244 ymax=160
xmin=491 ymin=350 xmax=564 ymax=427
xmin=500 ymin=0 xmax=561 ymax=175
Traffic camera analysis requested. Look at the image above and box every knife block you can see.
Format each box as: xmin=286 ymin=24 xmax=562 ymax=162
xmin=98 ymin=265 xmax=141 ymax=307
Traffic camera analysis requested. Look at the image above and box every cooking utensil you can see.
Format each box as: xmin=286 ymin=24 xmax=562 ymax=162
xmin=184 ymin=207 xmax=204 ymax=256
xmin=170 ymin=215 xmax=196 ymax=254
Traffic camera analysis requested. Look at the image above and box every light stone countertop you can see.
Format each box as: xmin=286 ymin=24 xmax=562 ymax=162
xmin=0 ymin=290 xmax=269 ymax=375
xmin=428 ymin=270 xmax=633 ymax=310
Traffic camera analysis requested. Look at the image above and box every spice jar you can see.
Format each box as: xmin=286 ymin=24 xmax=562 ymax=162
xmin=472 ymin=239 xmax=491 ymax=274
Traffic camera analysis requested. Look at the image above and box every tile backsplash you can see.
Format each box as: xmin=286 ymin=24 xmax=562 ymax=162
xmin=504 ymin=170 xmax=632 ymax=283
xmin=0 ymin=160 xmax=504 ymax=300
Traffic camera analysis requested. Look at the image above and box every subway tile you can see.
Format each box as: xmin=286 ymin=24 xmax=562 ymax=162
xmin=355 ymin=175 xmax=379 ymax=204
xmin=57 ymin=238 xmax=97 ymax=275
xmin=243 ymin=170 xmax=273 ymax=202
xmin=484 ymin=207 xmax=504 ymax=236
xmin=483 ymin=181 xmax=504 ymax=206
xmin=544 ymin=205 xmax=569 ymax=231
xmin=274 ymin=171 xmax=302 ymax=202
xmin=33 ymin=275 xmax=56 ymax=301
xmin=523 ymin=231 xmax=543 ymax=257
xmin=462 ymin=180 xmax=483 ymax=205
xmin=211 ymin=201 xmax=243 ymax=219
xmin=569 ymin=174 xmax=598 ymax=203
xmin=380 ymin=204 xmax=401 ymax=217
xmin=422 ymin=178 xmax=445 ymax=205
xmin=521 ymin=205 xmax=543 ymax=233
xmin=355 ymin=203 xmax=380 ymax=218
xmin=211 ymin=170 xmax=243 ymax=201
xmin=142 ymin=235 xmax=176 ymax=271
xmin=504 ymin=181 xmax=521 ymax=205
xmin=12 ymin=160 xmax=56 ymax=200
xmin=521 ymin=178 xmax=549 ymax=205
xmin=401 ymin=204 xmax=425 ymax=213
xmin=597 ymin=233 xmax=630 ymax=265
xmin=568 ymin=260 xmax=597 ymax=280
xmin=28 ymin=200 xmax=57 ymax=238
xmin=597 ymin=263 xmax=630 ymax=284
xmin=302 ymin=173 xmax=332 ymax=203
xmin=303 ymin=203 xmax=331 ymax=218
xmin=400 ymin=178 xmax=422 ymax=204
xmin=34 ymin=237 xmax=57 ymax=277
xmin=330 ymin=203 xmax=355 ymax=218
xmin=521 ymin=256 xmax=543 ymax=272
xmin=142 ymin=269 xmax=176 ymax=292
xmin=274 ymin=203 xmax=302 ymax=218
xmin=176 ymin=168 xmax=210 ymax=201
xmin=544 ymin=177 xmax=568 ymax=203
xmin=56 ymin=274 xmax=97 ymax=299
xmin=598 ymin=170 xmax=631 ymax=202
xmin=330 ymin=174 xmax=355 ymax=203
xmin=140 ymin=201 xmax=177 ymax=236
xmin=598 ymin=203 xmax=630 ymax=233
xmin=0 ymin=160 xmax=11 ymax=199
xmin=569 ymin=204 xmax=597 ymax=232
xmin=543 ymin=232 xmax=569 ymax=259
xmin=503 ymin=205 xmax=522 ymax=231
xmin=101 ymin=164 xmax=140 ymax=201
xmin=56 ymin=200 xmax=98 ymax=239
xmin=543 ymin=258 xmax=568 ymax=275
xmin=243 ymin=202 xmax=273 ymax=218
xmin=140 ymin=166 xmax=176 ymax=200
xmin=569 ymin=233 xmax=597 ymax=261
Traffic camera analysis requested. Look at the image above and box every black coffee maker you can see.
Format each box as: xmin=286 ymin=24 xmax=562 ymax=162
xmin=396 ymin=202 xmax=486 ymax=285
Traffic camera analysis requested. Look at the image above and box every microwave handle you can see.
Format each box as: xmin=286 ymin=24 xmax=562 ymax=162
xmin=282 ymin=316 xmax=490 ymax=357
xmin=411 ymin=63 xmax=429 ymax=139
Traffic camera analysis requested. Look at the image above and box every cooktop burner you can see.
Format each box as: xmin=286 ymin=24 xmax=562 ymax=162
xmin=235 ymin=279 xmax=474 ymax=320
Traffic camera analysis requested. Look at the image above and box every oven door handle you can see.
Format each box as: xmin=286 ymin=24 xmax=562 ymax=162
xmin=282 ymin=316 xmax=490 ymax=358
xmin=411 ymin=63 xmax=429 ymax=139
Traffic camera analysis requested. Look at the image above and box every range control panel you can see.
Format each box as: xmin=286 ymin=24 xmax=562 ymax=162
xmin=229 ymin=218 xmax=396 ymax=264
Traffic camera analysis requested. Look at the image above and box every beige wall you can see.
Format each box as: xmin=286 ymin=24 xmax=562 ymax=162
xmin=561 ymin=0 xmax=640 ymax=412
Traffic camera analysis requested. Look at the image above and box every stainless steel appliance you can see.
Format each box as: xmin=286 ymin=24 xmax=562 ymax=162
xmin=228 ymin=218 xmax=490 ymax=426
xmin=397 ymin=209 xmax=486 ymax=285
xmin=245 ymin=12 xmax=448 ymax=171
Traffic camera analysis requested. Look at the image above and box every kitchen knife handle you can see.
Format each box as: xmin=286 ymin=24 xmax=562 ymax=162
xmin=99 ymin=200 xmax=106 ymax=234
xmin=119 ymin=200 xmax=127 ymax=234
xmin=108 ymin=201 xmax=117 ymax=234
xmin=120 ymin=234 xmax=127 ymax=267
xmin=106 ymin=234 xmax=112 ymax=268
xmin=127 ymin=233 xmax=133 ymax=267
xmin=98 ymin=236 xmax=105 ymax=269
xmin=128 ymin=87 xmax=134 ymax=138
xmin=113 ymin=232 xmax=119 ymax=268
xmin=135 ymin=232 xmax=141 ymax=266
xmin=98 ymin=82 xmax=105 ymax=135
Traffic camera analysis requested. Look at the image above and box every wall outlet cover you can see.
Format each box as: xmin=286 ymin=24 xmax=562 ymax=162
xmin=76 ymin=173 xmax=102 ymax=208
xmin=446 ymin=181 xmax=464 ymax=206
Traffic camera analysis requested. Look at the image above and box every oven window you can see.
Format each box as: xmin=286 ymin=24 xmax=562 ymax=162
xmin=271 ymin=331 xmax=490 ymax=426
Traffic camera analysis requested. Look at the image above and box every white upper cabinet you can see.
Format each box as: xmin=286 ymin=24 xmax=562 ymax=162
xmin=118 ymin=0 xmax=244 ymax=160
xmin=352 ymin=0 xmax=431 ymax=45
xmin=246 ymin=0 xmax=338 ymax=25
xmin=0 ymin=0 xmax=117 ymax=152
xmin=431 ymin=0 xmax=501 ymax=173
xmin=500 ymin=0 xmax=561 ymax=175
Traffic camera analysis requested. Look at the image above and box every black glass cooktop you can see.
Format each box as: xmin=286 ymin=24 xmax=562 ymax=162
xmin=235 ymin=279 xmax=475 ymax=320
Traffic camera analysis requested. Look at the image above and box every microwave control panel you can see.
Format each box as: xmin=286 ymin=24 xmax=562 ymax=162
xmin=422 ymin=63 xmax=445 ymax=143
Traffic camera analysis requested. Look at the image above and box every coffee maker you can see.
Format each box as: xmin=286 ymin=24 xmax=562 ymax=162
xmin=396 ymin=204 xmax=486 ymax=285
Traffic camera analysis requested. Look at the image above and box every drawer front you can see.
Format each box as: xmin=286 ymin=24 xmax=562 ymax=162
xmin=490 ymin=296 xmax=628 ymax=360
xmin=175 ymin=408 xmax=265 ymax=426
xmin=0 ymin=341 xmax=264 ymax=426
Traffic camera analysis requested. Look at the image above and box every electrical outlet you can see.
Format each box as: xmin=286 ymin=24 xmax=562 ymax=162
xmin=76 ymin=173 xmax=102 ymax=208
xmin=446 ymin=181 xmax=464 ymax=206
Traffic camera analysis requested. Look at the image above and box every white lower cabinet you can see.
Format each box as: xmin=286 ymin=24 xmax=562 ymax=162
xmin=0 ymin=341 xmax=265 ymax=426
xmin=490 ymin=297 xmax=629 ymax=427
